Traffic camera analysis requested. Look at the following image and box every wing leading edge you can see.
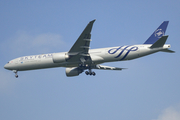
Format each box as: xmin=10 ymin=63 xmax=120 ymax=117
xmin=68 ymin=19 xmax=96 ymax=54
xmin=67 ymin=19 xmax=96 ymax=63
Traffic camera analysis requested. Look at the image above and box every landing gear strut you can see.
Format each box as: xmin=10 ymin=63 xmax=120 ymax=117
xmin=78 ymin=61 xmax=96 ymax=76
xmin=13 ymin=70 xmax=18 ymax=78
xmin=78 ymin=63 xmax=89 ymax=69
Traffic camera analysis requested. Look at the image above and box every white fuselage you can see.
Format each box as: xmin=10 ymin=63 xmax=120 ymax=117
xmin=4 ymin=44 xmax=171 ymax=71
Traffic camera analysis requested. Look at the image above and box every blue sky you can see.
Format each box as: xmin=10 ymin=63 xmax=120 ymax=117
xmin=1 ymin=0 xmax=180 ymax=120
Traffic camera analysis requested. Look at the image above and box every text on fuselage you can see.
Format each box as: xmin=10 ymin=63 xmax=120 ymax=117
xmin=108 ymin=46 xmax=138 ymax=60
xmin=19 ymin=54 xmax=53 ymax=61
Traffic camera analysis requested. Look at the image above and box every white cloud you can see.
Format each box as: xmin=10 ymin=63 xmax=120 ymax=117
xmin=33 ymin=33 xmax=63 ymax=47
xmin=1 ymin=31 xmax=66 ymax=56
xmin=153 ymin=105 xmax=180 ymax=120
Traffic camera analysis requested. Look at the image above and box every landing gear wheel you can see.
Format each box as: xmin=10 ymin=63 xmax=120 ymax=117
xmin=85 ymin=71 xmax=89 ymax=75
xmin=15 ymin=75 xmax=18 ymax=78
xmin=85 ymin=71 xmax=96 ymax=76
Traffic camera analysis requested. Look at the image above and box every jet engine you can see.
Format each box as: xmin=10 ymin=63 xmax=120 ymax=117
xmin=66 ymin=67 xmax=82 ymax=77
xmin=52 ymin=52 xmax=69 ymax=63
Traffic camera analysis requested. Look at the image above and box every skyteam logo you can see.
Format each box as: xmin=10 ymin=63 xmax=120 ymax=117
xmin=108 ymin=46 xmax=138 ymax=60
xmin=154 ymin=29 xmax=164 ymax=38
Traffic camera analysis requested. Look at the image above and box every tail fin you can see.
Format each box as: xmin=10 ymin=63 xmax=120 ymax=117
xmin=144 ymin=21 xmax=169 ymax=44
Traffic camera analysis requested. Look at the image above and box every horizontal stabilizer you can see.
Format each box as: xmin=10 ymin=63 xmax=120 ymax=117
xmin=161 ymin=49 xmax=175 ymax=53
xmin=150 ymin=35 xmax=168 ymax=48
xmin=94 ymin=65 xmax=127 ymax=70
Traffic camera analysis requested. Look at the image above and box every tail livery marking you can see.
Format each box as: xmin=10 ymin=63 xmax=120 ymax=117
xmin=108 ymin=46 xmax=138 ymax=60
xmin=154 ymin=29 xmax=164 ymax=38
xmin=144 ymin=21 xmax=169 ymax=44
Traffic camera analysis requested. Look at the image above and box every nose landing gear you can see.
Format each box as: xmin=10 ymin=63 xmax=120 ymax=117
xmin=13 ymin=70 xmax=18 ymax=78
xmin=15 ymin=75 xmax=18 ymax=78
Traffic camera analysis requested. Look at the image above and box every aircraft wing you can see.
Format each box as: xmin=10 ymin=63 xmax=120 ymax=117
xmin=68 ymin=20 xmax=96 ymax=58
xmin=94 ymin=65 xmax=126 ymax=70
xmin=67 ymin=20 xmax=96 ymax=63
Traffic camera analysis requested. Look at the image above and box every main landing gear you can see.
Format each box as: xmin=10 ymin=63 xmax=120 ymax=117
xmin=85 ymin=71 xmax=96 ymax=76
xmin=78 ymin=63 xmax=96 ymax=76
xmin=13 ymin=70 xmax=18 ymax=78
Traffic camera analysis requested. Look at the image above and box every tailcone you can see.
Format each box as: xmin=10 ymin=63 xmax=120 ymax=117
xmin=161 ymin=44 xmax=175 ymax=53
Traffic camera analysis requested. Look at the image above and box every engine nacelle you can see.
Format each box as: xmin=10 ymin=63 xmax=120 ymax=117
xmin=52 ymin=52 xmax=69 ymax=63
xmin=66 ymin=67 xmax=82 ymax=77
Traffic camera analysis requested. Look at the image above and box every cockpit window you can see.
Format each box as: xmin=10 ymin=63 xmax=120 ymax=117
xmin=7 ymin=62 xmax=9 ymax=63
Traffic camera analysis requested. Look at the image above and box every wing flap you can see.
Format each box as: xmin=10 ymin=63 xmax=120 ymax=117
xmin=94 ymin=65 xmax=126 ymax=70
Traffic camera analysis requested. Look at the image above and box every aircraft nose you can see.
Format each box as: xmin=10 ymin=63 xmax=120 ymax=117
xmin=4 ymin=63 xmax=10 ymax=70
xmin=4 ymin=64 xmax=8 ymax=69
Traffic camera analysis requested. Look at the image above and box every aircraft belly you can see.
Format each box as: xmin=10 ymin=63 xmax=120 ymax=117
xmin=123 ymin=51 xmax=140 ymax=60
xmin=137 ymin=47 xmax=162 ymax=58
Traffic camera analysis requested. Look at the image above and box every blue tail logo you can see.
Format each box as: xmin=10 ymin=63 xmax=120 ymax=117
xmin=144 ymin=21 xmax=169 ymax=44
xmin=154 ymin=29 xmax=164 ymax=38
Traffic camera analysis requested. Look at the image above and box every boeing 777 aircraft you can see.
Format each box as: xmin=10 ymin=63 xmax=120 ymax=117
xmin=4 ymin=20 xmax=174 ymax=78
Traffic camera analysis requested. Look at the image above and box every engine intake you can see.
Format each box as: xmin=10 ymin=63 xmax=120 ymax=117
xmin=52 ymin=52 xmax=69 ymax=63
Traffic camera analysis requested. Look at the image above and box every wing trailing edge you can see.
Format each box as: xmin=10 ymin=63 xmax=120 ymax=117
xmin=94 ymin=65 xmax=127 ymax=70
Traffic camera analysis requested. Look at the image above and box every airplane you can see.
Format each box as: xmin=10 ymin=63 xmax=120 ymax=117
xmin=4 ymin=20 xmax=174 ymax=78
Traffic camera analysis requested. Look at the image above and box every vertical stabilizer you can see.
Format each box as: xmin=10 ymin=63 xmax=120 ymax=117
xmin=144 ymin=21 xmax=169 ymax=44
